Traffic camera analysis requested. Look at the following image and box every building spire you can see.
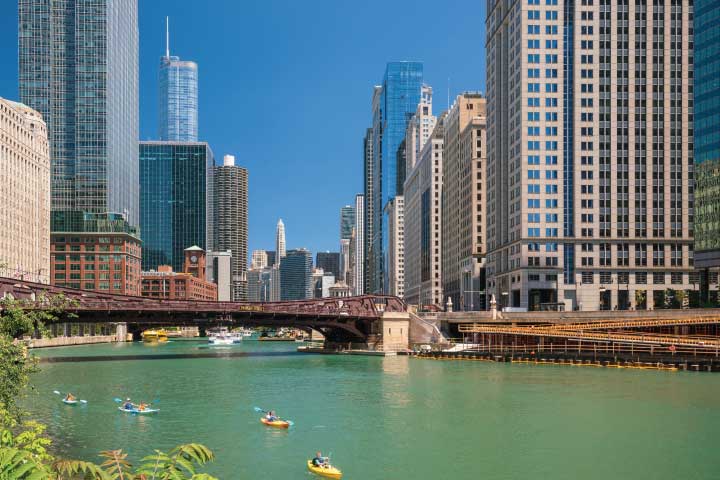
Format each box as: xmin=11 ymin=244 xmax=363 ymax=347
xmin=165 ymin=16 xmax=170 ymax=57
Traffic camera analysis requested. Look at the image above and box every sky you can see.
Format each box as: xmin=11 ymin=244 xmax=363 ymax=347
xmin=0 ymin=0 xmax=486 ymax=259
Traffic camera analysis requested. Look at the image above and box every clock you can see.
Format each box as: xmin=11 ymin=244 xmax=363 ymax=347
xmin=190 ymin=255 xmax=198 ymax=263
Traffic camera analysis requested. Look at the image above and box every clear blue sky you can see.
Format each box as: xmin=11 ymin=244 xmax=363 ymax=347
xmin=0 ymin=0 xmax=486 ymax=259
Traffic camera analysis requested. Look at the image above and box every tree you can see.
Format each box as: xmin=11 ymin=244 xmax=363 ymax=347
xmin=0 ymin=338 xmax=37 ymax=418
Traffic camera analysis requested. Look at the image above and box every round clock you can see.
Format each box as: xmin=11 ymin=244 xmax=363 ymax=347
xmin=190 ymin=255 xmax=198 ymax=263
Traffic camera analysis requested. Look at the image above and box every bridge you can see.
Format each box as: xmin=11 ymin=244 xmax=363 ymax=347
xmin=0 ymin=277 xmax=409 ymax=345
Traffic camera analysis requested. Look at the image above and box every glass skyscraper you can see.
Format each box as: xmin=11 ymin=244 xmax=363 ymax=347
xmin=280 ymin=249 xmax=313 ymax=300
xmin=370 ymin=62 xmax=423 ymax=293
xmin=159 ymin=24 xmax=198 ymax=142
xmin=340 ymin=205 xmax=356 ymax=240
xmin=19 ymin=0 xmax=140 ymax=226
xmin=139 ymin=142 xmax=214 ymax=272
xmin=694 ymin=0 xmax=720 ymax=267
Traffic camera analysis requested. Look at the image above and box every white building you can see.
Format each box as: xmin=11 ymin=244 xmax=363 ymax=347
xmin=206 ymin=250 xmax=232 ymax=301
xmin=384 ymin=196 xmax=405 ymax=297
xmin=404 ymin=84 xmax=437 ymax=177
xmin=0 ymin=98 xmax=50 ymax=283
xmin=404 ymin=115 xmax=445 ymax=308
xmin=486 ymin=0 xmax=697 ymax=311
xmin=251 ymin=249 xmax=268 ymax=270
xmin=275 ymin=219 xmax=286 ymax=265
xmin=353 ymin=193 xmax=364 ymax=295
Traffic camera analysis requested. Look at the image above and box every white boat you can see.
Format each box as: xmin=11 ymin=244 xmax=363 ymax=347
xmin=207 ymin=327 xmax=242 ymax=345
xmin=238 ymin=328 xmax=254 ymax=337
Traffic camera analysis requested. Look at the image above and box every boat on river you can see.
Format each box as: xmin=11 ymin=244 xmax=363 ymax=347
xmin=260 ymin=417 xmax=291 ymax=428
xmin=142 ymin=329 xmax=168 ymax=343
xmin=62 ymin=399 xmax=79 ymax=405
xmin=207 ymin=327 xmax=242 ymax=345
xmin=307 ymin=460 xmax=342 ymax=479
xmin=118 ymin=406 xmax=159 ymax=415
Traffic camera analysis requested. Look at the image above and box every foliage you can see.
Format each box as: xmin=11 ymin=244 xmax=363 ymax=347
xmin=634 ymin=290 xmax=646 ymax=309
xmin=0 ymin=294 xmax=78 ymax=340
xmin=0 ymin=446 xmax=52 ymax=479
xmin=0 ymin=337 xmax=37 ymax=418
xmin=135 ymin=443 xmax=216 ymax=480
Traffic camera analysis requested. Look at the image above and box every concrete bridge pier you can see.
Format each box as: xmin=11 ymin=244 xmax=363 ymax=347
xmin=381 ymin=312 xmax=410 ymax=352
xmin=115 ymin=323 xmax=128 ymax=342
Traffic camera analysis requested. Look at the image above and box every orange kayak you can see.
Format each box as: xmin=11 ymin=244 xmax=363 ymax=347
xmin=260 ymin=417 xmax=290 ymax=428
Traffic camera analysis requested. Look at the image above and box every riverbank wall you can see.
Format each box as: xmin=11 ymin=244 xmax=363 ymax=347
xmin=26 ymin=334 xmax=130 ymax=348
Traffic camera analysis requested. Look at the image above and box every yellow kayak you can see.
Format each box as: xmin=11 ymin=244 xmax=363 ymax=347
xmin=260 ymin=417 xmax=290 ymax=429
xmin=307 ymin=460 xmax=342 ymax=479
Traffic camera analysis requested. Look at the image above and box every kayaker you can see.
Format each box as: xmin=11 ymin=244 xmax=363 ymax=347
xmin=312 ymin=452 xmax=326 ymax=467
xmin=65 ymin=393 xmax=76 ymax=402
xmin=138 ymin=402 xmax=148 ymax=411
xmin=266 ymin=410 xmax=278 ymax=422
xmin=123 ymin=398 xmax=133 ymax=410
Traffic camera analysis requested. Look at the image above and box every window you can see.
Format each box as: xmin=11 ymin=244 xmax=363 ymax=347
xmin=528 ymin=228 xmax=541 ymax=237
xmin=528 ymin=184 xmax=540 ymax=194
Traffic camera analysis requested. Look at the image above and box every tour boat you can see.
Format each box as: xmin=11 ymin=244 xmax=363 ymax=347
xmin=207 ymin=327 xmax=242 ymax=345
xmin=142 ymin=329 xmax=168 ymax=343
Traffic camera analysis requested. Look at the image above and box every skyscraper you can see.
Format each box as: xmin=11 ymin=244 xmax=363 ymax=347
xmin=280 ymin=248 xmax=312 ymax=300
xmin=363 ymin=127 xmax=374 ymax=295
xmin=384 ymin=196 xmax=405 ymax=297
xmin=251 ymin=250 xmax=268 ymax=270
xmin=486 ymin=0 xmax=696 ymax=311
xmin=340 ymin=239 xmax=351 ymax=285
xmin=353 ymin=194 xmax=365 ymax=295
xmin=140 ymin=141 xmax=214 ymax=272
xmin=275 ymin=219 xmax=286 ymax=265
xmin=340 ymin=205 xmax=356 ymax=240
xmin=214 ymin=154 xmax=248 ymax=300
xmin=404 ymin=84 xmax=437 ymax=177
xmin=370 ymin=62 xmax=423 ymax=294
xmin=159 ymin=17 xmax=198 ymax=142
xmin=316 ymin=252 xmax=340 ymax=278
xmin=694 ymin=0 xmax=720 ymax=275
xmin=442 ymin=93 xmax=487 ymax=311
xmin=0 ymin=98 xmax=50 ymax=284
xmin=19 ymin=0 xmax=140 ymax=226
xmin=405 ymin=114 xmax=445 ymax=308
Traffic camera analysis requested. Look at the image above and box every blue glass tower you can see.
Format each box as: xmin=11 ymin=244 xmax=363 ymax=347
xmin=695 ymin=0 xmax=720 ymax=267
xmin=19 ymin=0 xmax=140 ymax=226
xmin=139 ymin=142 xmax=214 ymax=272
xmin=159 ymin=19 xmax=198 ymax=142
xmin=370 ymin=62 xmax=423 ymax=293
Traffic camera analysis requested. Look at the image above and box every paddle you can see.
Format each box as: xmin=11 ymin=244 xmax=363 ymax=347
xmin=54 ymin=390 xmax=87 ymax=404
xmin=253 ymin=406 xmax=294 ymax=426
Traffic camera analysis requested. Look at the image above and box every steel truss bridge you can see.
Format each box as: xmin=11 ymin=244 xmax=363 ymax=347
xmin=0 ymin=277 xmax=406 ymax=343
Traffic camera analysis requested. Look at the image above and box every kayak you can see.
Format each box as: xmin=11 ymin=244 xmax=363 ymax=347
xmin=62 ymin=399 xmax=78 ymax=405
xmin=260 ymin=417 xmax=290 ymax=428
xmin=118 ymin=406 xmax=159 ymax=414
xmin=307 ymin=460 xmax=342 ymax=479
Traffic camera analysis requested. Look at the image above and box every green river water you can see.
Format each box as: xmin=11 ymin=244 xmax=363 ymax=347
xmin=25 ymin=339 xmax=720 ymax=479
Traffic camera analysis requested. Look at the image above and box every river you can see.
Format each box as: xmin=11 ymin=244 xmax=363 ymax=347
xmin=26 ymin=339 xmax=720 ymax=479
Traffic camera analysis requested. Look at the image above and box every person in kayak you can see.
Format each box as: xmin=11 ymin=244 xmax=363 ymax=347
xmin=64 ymin=393 xmax=76 ymax=402
xmin=266 ymin=410 xmax=278 ymax=422
xmin=138 ymin=402 xmax=148 ymax=411
xmin=123 ymin=398 xmax=134 ymax=410
xmin=312 ymin=452 xmax=327 ymax=467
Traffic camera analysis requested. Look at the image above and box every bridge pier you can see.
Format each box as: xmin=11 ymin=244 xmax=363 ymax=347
xmin=115 ymin=323 xmax=128 ymax=342
xmin=381 ymin=312 xmax=410 ymax=352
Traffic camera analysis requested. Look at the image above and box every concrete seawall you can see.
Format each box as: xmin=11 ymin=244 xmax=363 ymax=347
xmin=27 ymin=335 xmax=125 ymax=348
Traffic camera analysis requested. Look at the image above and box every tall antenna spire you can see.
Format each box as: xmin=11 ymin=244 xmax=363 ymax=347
xmin=165 ymin=16 xmax=170 ymax=57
